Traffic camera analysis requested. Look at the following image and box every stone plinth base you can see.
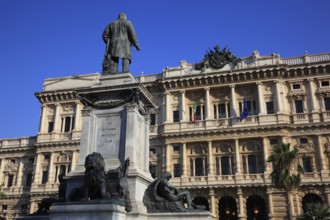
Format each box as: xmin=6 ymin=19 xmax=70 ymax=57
xmin=15 ymin=215 xmax=49 ymax=220
xmin=147 ymin=212 xmax=214 ymax=220
xmin=49 ymin=202 xmax=127 ymax=220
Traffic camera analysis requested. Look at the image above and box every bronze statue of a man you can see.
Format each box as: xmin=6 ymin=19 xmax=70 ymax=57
xmin=102 ymin=13 xmax=140 ymax=74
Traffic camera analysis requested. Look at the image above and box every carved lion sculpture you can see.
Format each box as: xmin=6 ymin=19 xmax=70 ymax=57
xmin=83 ymin=152 xmax=110 ymax=200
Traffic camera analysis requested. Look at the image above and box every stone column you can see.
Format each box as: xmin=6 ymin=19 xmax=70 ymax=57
xmin=180 ymin=90 xmax=186 ymax=122
xmin=307 ymin=78 xmax=317 ymax=112
xmin=15 ymin=158 xmax=24 ymax=187
xmin=39 ymin=104 xmax=48 ymax=133
xmin=237 ymin=188 xmax=246 ymax=219
xmin=205 ymin=88 xmax=211 ymax=119
xmin=71 ymin=150 xmax=78 ymax=171
xmin=207 ymin=141 xmax=214 ymax=176
xmin=74 ymin=102 xmax=81 ymax=130
xmin=144 ymin=115 xmax=150 ymax=173
xmin=234 ymin=139 xmax=241 ymax=174
xmin=274 ymin=80 xmax=285 ymax=113
xmin=164 ymin=92 xmax=171 ymax=123
xmin=296 ymin=193 xmax=301 ymax=215
xmin=33 ymin=153 xmax=42 ymax=184
xmin=266 ymin=189 xmax=274 ymax=219
xmin=262 ymin=137 xmax=270 ymax=173
xmin=0 ymin=159 xmax=5 ymax=184
xmin=181 ymin=143 xmax=187 ymax=176
xmin=257 ymin=82 xmax=266 ymax=115
xmin=230 ymin=85 xmax=237 ymax=123
xmin=209 ymin=188 xmax=216 ymax=216
xmin=165 ymin=144 xmax=171 ymax=172
xmin=53 ymin=104 xmax=61 ymax=133
xmin=47 ymin=153 xmax=55 ymax=183
xmin=317 ymin=135 xmax=326 ymax=171
xmin=289 ymin=192 xmax=295 ymax=218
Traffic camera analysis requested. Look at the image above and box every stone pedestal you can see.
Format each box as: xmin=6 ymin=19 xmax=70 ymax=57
xmin=65 ymin=73 xmax=158 ymax=213
xmin=50 ymin=202 xmax=127 ymax=220
xmin=147 ymin=212 xmax=214 ymax=220
xmin=50 ymin=73 xmax=212 ymax=220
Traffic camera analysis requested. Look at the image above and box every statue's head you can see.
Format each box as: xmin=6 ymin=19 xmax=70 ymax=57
xmin=163 ymin=171 xmax=172 ymax=180
xmin=118 ymin=13 xmax=127 ymax=20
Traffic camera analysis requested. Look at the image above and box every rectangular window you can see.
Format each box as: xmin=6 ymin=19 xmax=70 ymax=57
xmin=266 ymin=101 xmax=274 ymax=114
xmin=173 ymin=164 xmax=181 ymax=177
xmin=227 ymin=103 xmax=231 ymax=117
xmin=26 ymin=174 xmax=32 ymax=187
xmin=295 ymin=100 xmax=304 ymax=113
xmin=190 ymin=158 xmax=194 ymax=176
xmin=150 ymin=114 xmax=156 ymax=125
xmin=321 ymin=81 xmax=330 ymax=87
xmin=269 ymin=138 xmax=278 ymax=146
xmin=61 ymin=116 xmax=74 ymax=132
xmin=173 ymin=110 xmax=180 ymax=122
xmin=195 ymin=158 xmax=205 ymax=176
xmin=173 ymin=145 xmax=180 ymax=154
xmin=42 ymin=171 xmax=48 ymax=184
xmin=196 ymin=106 xmax=202 ymax=121
xmin=292 ymin=84 xmax=301 ymax=90
xmin=218 ymin=104 xmax=227 ymax=118
xmin=302 ymin=157 xmax=313 ymax=172
xmin=248 ymin=155 xmax=263 ymax=174
xmin=7 ymin=174 xmax=14 ymax=187
xmin=221 ymin=156 xmax=231 ymax=175
xmin=21 ymin=204 xmax=28 ymax=210
xmin=216 ymin=158 xmax=220 ymax=175
xmin=44 ymin=154 xmax=50 ymax=161
xmin=300 ymin=138 xmax=308 ymax=145
xmin=324 ymin=98 xmax=330 ymax=111
xmin=29 ymin=158 xmax=35 ymax=164
xmin=48 ymin=121 xmax=54 ymax=133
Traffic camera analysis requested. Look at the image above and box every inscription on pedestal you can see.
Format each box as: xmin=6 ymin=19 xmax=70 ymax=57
xmin=96 ymin=114 xmax=121 ymax=160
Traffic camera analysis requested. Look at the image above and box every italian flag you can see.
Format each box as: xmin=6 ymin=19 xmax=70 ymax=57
xmin=193 ymin=102 xmax=197 ymax=124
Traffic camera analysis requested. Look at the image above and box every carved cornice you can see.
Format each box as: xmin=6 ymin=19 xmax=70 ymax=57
xmin=160 ymin=64 xmax=330 ymax=91
xmin=162 ymin=123 xmax=330 ymax=143
xmin=35 ymin=90 xmax=78 ymax=104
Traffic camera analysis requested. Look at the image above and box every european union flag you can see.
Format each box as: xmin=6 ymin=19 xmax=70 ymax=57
xmin=240 ymin=95 xmax=248 ymax=119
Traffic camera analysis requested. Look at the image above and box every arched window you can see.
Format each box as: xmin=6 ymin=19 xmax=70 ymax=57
xmin=302 ymin=193 xmax=323 ymax=213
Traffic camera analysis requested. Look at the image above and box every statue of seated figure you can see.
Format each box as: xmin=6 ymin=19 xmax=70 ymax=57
xmin=143 ymin=171 xmax=205 ymax=212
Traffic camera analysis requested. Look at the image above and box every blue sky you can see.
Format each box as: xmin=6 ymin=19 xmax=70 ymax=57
xmin=1 ymin=0 xmax=330 ymax=138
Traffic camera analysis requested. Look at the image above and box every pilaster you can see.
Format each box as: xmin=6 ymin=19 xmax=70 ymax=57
xmin=53 ymin=103 xmax=61 ymax=133
xmin=209 ymin=188 xmax=216 ymax=217
xmin=237 ymin=188 xmax=246 ymax=220
xmin=205 ymin=87 xmax=211 ymax=120
xmin=307 ymin=78 xmax=320 ymax=122
xmin=180 ymin=90 xmax=186 ymax=122
xmin=257 ymin=82 xmax=266 ymax=115
xmin=164 ymin=92 xmax=171 ymax=123
xmin=207 ymin=141 xmax=214 ymax=176
xmin=47 ymin=152 xmax=55 ymax=183
xmin=230 ymin=85 xmax=237 ymax=123
xmin=274 ymin=80 xmax=284 ymax=113
xmin=262 ymin=137 xmax=270 ymax=173
xmin=32 ymin=153 xmax=42 ymax=185
xmin=15 ymin=158 xmax=24 ymax=187
xmin=165 ymin=144 xmax=171 ymax=172
xmin=181 ymin=142 xmax=187 ymax=177
xmin=39 ymin=104 xmax=48 ymax=133
xmin=234 ymin=139 xmax=242 ymax=176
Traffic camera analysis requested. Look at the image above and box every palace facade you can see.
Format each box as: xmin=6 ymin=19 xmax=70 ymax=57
xmin=1 ymin=50 xmax=330 ymax=219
